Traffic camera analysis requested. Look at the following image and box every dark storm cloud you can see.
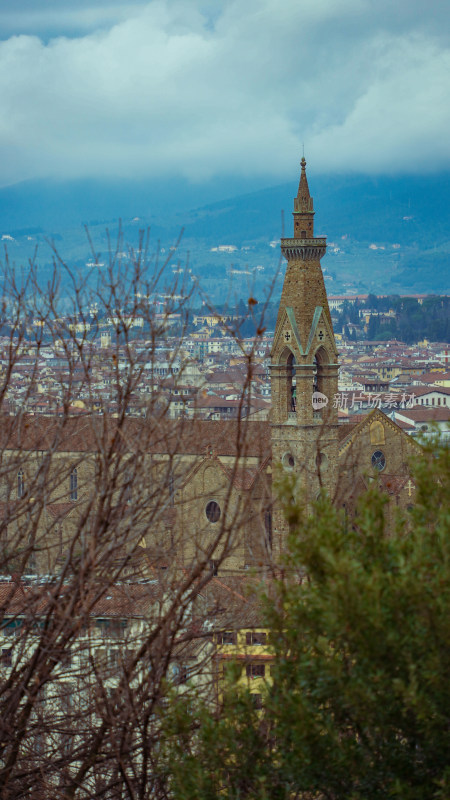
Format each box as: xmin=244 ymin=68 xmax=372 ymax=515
xmin=0 ymin=0 xmax=449 ymax=185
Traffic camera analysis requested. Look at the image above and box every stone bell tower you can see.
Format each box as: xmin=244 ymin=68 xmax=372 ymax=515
xmin=270 ymin=158 xmax=340 ymax=550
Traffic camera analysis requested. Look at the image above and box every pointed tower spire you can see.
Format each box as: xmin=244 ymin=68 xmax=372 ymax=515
xmin=295 ymin=157 xmax=314 ymax=214
xmin=292 ymin=157 xmax=315 ymax=238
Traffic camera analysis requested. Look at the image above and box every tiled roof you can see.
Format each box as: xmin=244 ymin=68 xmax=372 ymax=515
xmin=0 ymin=415 xmax=271 ymax=459
xmin=394 ymin=385 xmax=450 ymax=397
xmin=89 ymin=584 xmax=158 ymax=616
xmin=337 ymin=416 xmax=367 ymax=442
xmin=398 ymin=407 xmax=450 ymax=422
xmin=395 ymin=419 xmax=415 ymax=430
xmin=195 ymin=396 xmax=241 ymax=409
xmin=0 ymin=581 xmax=160 ymax=618
xmin=199 ymin=575 xmax=267 ymax=629
xmin=410 ymin=371 xmax=447 ymax=384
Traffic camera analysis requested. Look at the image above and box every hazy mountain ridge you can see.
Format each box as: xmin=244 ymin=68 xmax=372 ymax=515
xmin=0 ymin=173 xmax=449 ymax=298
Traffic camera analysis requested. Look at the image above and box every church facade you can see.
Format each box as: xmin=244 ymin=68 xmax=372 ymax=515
xmin=0 ymin=161 xmax=420 ymax=576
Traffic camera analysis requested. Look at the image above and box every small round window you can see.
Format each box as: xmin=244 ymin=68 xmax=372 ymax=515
xmin=206 ymin=501 xmax=221 ymax=523
xmin=371 ymin=450 xmax=386 ymax=471
xmin=282 ymin=453 xmax=295 ymax=469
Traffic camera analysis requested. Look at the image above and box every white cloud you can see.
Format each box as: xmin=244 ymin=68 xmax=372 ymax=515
xmin=310 ymin=34 xmax=450 ymax=173
xmin=0 ymin=0 xmax=450 ymax=185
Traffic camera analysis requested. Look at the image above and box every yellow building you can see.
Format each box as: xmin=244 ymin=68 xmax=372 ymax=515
xmin=435 ymin=373 xmax=450 ymax=387
xmin=214 ymin=627 xmax=273 ymax=706
xmin=198 ymin=578 xmax=274 ymax=706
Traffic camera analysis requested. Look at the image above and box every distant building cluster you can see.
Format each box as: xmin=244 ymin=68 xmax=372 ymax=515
xmin=3 ymin=307 xmax=449 ymax=439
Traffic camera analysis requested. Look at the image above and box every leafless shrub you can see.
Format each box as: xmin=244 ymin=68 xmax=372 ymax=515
xmin=0 ymin=227 xmax=271 ymax=798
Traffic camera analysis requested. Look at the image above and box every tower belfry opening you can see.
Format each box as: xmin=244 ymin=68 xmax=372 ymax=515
xmin=287 ymin=352 xmax=296 ymax=413
xmin=313 ymin=355 xmax=319 ymax=395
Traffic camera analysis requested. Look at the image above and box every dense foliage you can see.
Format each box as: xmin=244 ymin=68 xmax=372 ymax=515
xmin=165 ymin=439 xmax=450 ymax=799
xmin=335 ymin=294 xmax=450 ymax=343
xmin=199 ymin=295 xmax=449 ymax=343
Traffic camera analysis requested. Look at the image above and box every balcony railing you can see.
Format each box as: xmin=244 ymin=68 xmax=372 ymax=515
xmin=280 ymin=237 xmax=326 ymax=247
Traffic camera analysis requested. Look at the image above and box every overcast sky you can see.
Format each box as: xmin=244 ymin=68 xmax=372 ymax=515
xmin=1 ymin=0 xmax=450 ymax=187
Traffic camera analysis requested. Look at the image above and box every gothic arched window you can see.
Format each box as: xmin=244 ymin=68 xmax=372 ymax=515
xmin=264 ymin=507 xmax=273 ymax=551
xmin=57 ymin=524 xmax=63 ymax=558
xmin=313 ymin=347 xmax=329 ymax=397
xmin=123 ymin=468 xmax=132 ymax=504
xmin=70 ymin=468 xmax=78 ymax=501
xmin=370 ymin=421 xmax=385 ymax=445
xmin=17 ymin=469 xmax=25 ymax=499
xmin=313 ymin=356 xmax=319 ymax=395
xmin=169 ymin=471 xmax=175 ymax=507
xmin=287 ymin=352 xmax=296 ymax=413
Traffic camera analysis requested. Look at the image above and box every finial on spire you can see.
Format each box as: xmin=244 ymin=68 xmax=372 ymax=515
xmin=301 ymin=156 xmax=306 ymax=170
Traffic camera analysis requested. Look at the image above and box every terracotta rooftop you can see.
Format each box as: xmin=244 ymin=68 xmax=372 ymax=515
xmin=394 ymin=419 xmax=415 ymax=430
xmin=410 ymin=371 xmax=447 ymax=384
xmin=195 ymin=396 xmax=241 ymax=409
xmin=199 ymin=575 xmax=267 ymax=629
xmin=337 ymin=415 xmax=368 ymax=442
xmin=396 ymin=407 xmax=450 ymax=423
xmin=0 ymin=581 xmax=160 ymax=618
xmin=0 ymin=415 xmax=271 ymax=460
xmin=395 ymin=384 xmax=450 ymax=397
